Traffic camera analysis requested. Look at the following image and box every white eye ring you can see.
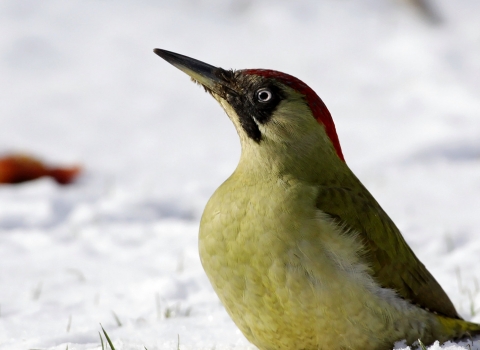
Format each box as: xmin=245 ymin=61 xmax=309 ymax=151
xmin=256 ymin=89 xmax=272 ymax=103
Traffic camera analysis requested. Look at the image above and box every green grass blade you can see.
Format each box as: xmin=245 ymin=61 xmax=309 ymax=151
xmin=111 ymin=311 xmax=122 ymax=327
xmin=99 ymin=331 xmax=104 ymax=350
xmin=418 ymin=339 xmax=427 ymax=350
xmin=100 ymin=324 xmax=116 ymax=350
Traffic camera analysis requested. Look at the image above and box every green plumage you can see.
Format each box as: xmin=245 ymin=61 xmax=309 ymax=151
xmin=315 ymin=178 xmax=459 ymax=319
xmin=154 ymin=48 xmax=480 ymax=350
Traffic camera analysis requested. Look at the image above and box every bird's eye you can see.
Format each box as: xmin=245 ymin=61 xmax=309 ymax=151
xmin=256 ymin=89 xmax=272 ymax=103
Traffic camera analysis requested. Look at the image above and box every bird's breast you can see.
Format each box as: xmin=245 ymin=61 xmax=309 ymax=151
xmin=199 ymin=175 xmax=321 ymax=281
xmin=199 ymin=176 xmax=350 ymax=344
xmin=198 ymin=174 xmax=435 ymax=350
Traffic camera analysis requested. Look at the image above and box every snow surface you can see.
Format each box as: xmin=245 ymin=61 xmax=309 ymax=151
xmin=1 ymin=0 xmax=480 ymax=349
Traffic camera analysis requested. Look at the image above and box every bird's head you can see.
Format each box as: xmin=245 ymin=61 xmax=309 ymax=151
xmin=155 ymin=49 xmax=345 ymax=180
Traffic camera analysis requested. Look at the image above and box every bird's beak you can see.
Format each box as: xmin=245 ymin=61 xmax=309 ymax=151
xmin=154 ymin=48 xmax=233 ymax=97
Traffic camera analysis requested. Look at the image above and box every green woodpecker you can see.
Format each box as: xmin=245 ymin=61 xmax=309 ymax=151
xmin=154 ymin=48 xmax=480 ymax=350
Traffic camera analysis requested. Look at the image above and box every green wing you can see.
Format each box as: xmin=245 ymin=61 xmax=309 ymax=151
xmin=315 ymin=179 xmax=460 ymax=319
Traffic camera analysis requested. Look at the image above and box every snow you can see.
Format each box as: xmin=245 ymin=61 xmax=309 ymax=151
xmin=0 ymin=0 xmax=480 ymax=349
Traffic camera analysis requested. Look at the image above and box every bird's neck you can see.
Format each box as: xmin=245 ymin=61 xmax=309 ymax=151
xmin=235 ymin=139 xmax=349 ymax=187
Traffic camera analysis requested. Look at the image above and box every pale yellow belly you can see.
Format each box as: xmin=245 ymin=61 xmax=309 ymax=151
xmin=199 ymin=182 xmax=442 ymax=350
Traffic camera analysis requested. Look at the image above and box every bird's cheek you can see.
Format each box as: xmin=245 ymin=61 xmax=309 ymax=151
xmin=218 ymin=99 xmax=243 ymax=129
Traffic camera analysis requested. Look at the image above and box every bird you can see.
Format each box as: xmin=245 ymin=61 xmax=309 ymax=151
xmin=153 ymin=48 xmax=480 ymax=350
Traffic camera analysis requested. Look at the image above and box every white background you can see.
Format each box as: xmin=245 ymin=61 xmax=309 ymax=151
xmin=0 ymin=1 xmax=479 ymax=349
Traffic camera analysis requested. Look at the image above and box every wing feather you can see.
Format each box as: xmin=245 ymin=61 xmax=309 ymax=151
xmin=315 ymin=183 xmax=460 ymax=318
